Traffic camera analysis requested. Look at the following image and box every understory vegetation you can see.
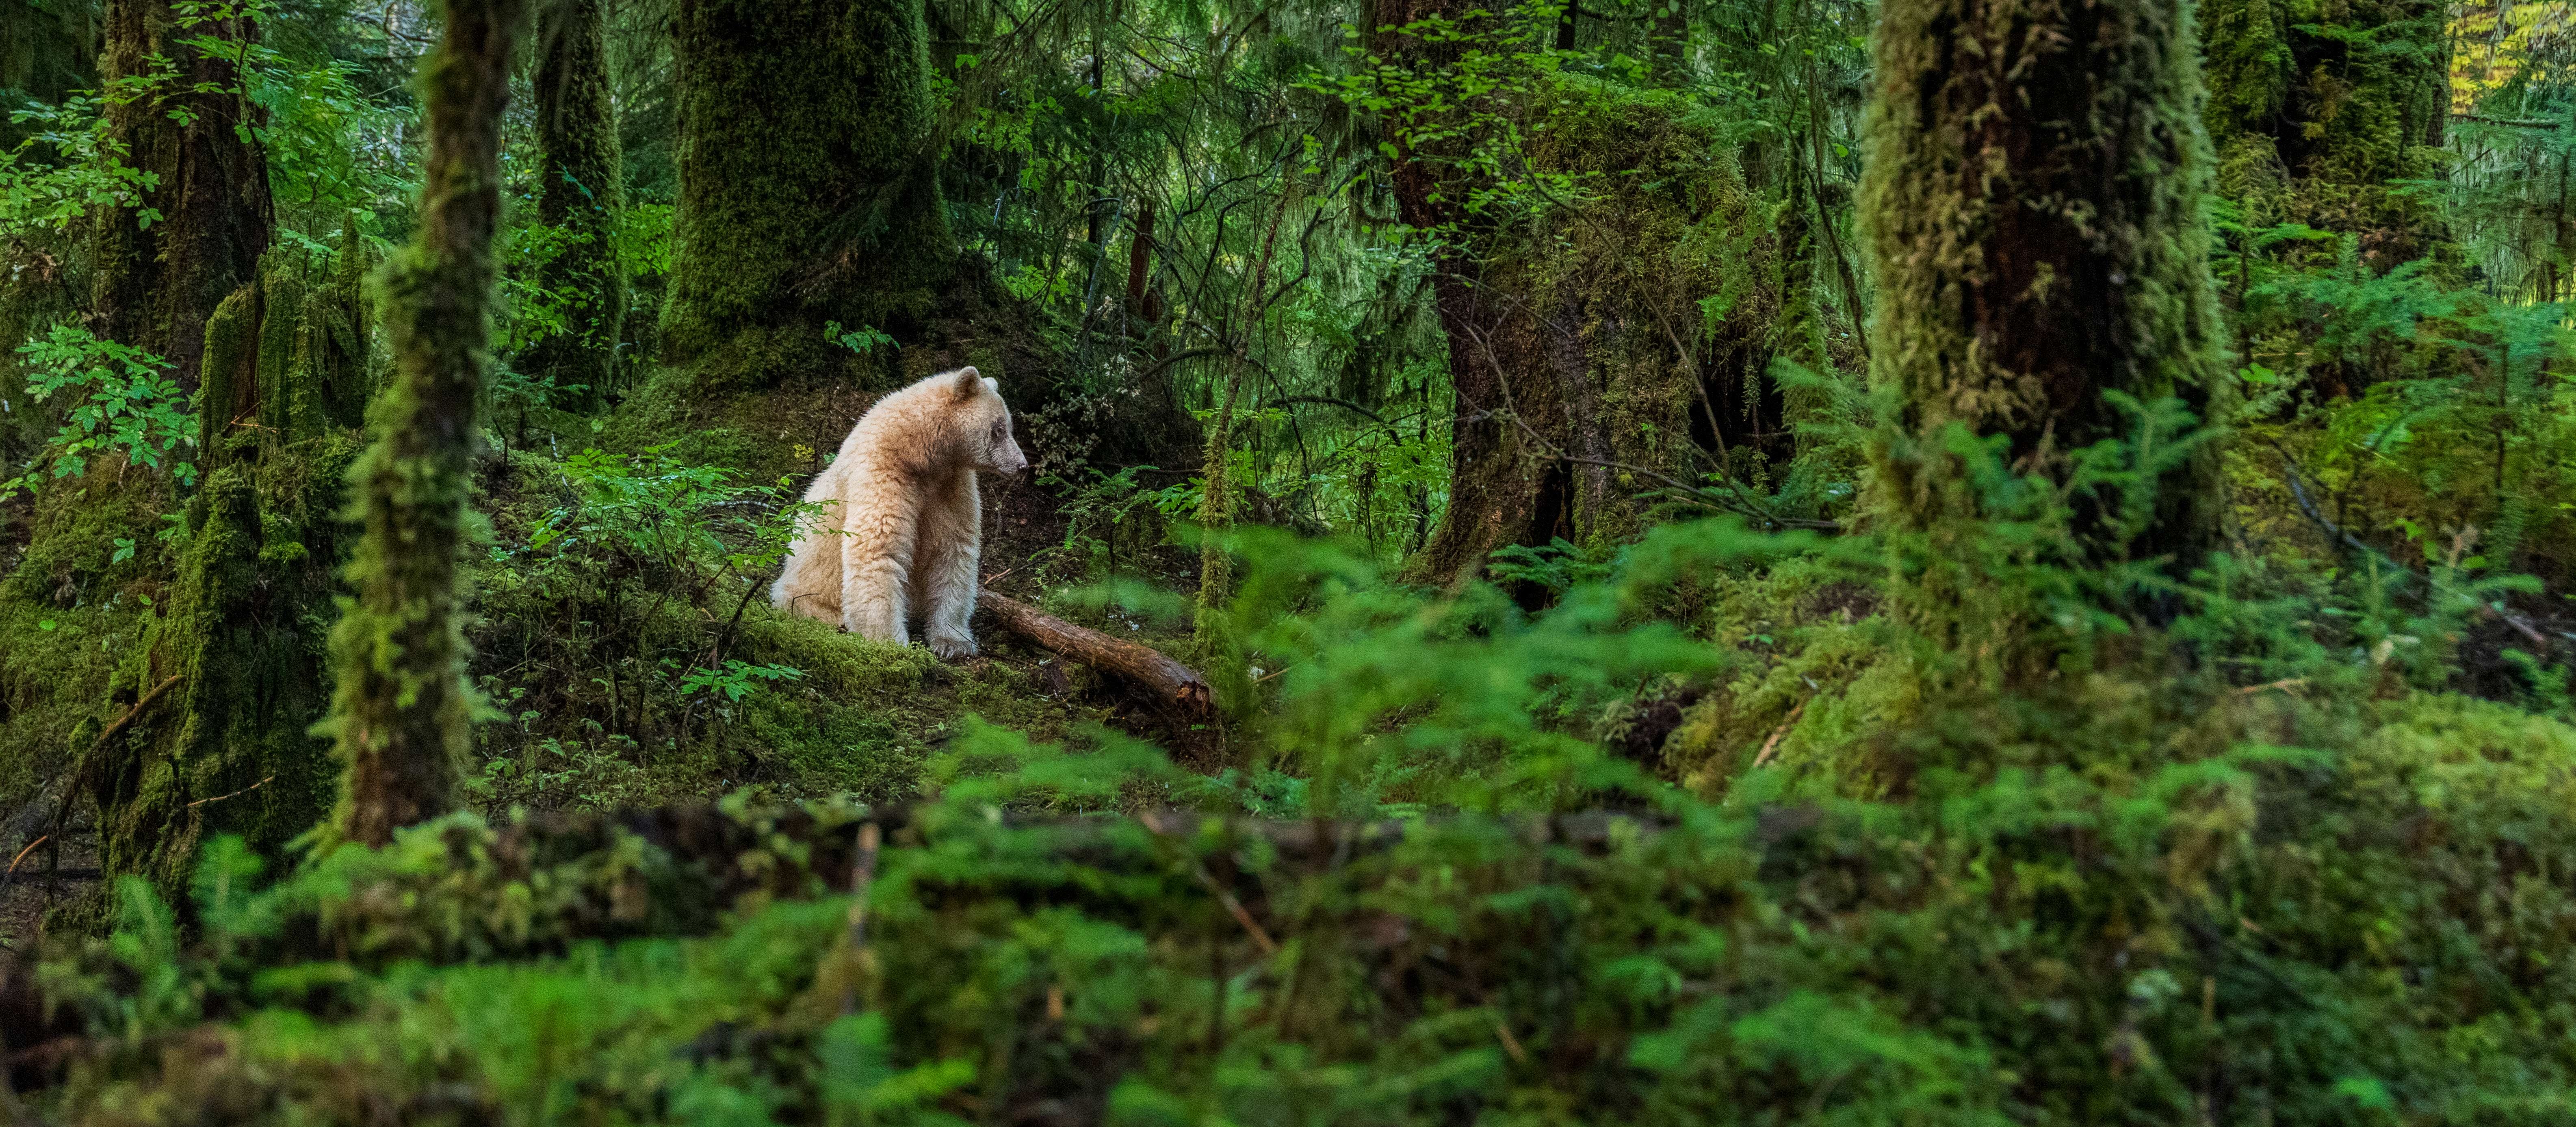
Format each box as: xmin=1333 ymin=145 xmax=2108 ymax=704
xmin=3 ymin=0 xmax=2576 ymax=1121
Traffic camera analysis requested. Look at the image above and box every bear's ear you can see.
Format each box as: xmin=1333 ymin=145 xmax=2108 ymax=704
xmin=949 ymin=366 xmax=983 ymax=398
xmin=981 ymin=376 xmax=999 ymax=395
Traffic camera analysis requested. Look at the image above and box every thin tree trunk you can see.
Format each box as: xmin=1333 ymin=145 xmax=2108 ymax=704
xmin=326 ymin=0 xmax=528 ymax=847
xmin=527 ymin=0 xmax=626 ymax=410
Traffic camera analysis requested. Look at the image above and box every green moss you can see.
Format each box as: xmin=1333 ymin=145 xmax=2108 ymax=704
xmin=323 ymin=0 xmax=526 ymax=847
xmin=198 ymin=283 xmax=259 ymax=466
xmin=659 ymin=0 xmax=953 ymax=389
xmin=72 ymin=248 xmax=368 ymax=892
xmin=309 ymin=222 xmax=379 ymax=431
xmin=94 ymin=465 xmax=336 ymax=897
xmin=1859 ymin=0 xmax=2232 ymax=636
xmin=524 ymin=0 xmax=627 ymax=410
xmin=0 ymin=596 xmax=141 ymax=817
xmin=1417 ymin=76 xmax=1775 ymax=579
xmin=2199 ymin=0 xmax=2446 ymax=260
xmin=2200 ymin=0 xmax=2294 ymax=149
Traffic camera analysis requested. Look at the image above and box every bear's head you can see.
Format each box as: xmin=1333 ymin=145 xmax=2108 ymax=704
xmin=947 ymin=366 xmax=1028 ymax=476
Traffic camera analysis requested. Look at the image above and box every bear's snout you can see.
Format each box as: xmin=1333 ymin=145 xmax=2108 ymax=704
xmin=992 ymin=440 xmax=1029 ymax=476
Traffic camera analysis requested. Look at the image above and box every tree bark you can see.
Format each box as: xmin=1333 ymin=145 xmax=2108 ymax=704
xmin=2199 ymin=0 xmax=2446 ymax=263
xmin=325 ymin=0 xmax=527 ymax=847
xmin=1861 ymin=0 xmax=2231 ymax=598
xmin=1376 ymin=4 xmax=1754 ymax=587
xmin=660 ymin=0 xmax=952 ymax=389
xmin=1371 ymin=0 xmax=1562 ymax=587
xmin=524 ymin=0 xmax=626 ymax=410
xmin=89 ymin=0 xmax=272 ymax=392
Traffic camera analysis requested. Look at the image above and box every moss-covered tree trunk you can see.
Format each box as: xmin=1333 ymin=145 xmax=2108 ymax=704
xmin=2200 ymin=0 xmax=2446 ymax=263
xmin=1372 ymin=0 xmax=1515 ymax=587
xmin=523 ymin=0 xmax=626 ymax=410
xmin=1772 ymin=155 xmax=1831 ymax=435
xmin=325 ymin=0 xmax=526 ymax=848
xmin=1861 ymin=0 xmax=2231 ymax=607
xmin=658 ymin=0 xmax=952 ymax=389
xmin=90 ymin=0 xmax=272 ymax=392
xmin=91 ymin=237 xmax=375 ymax=894
xmin=1382 ymin=3 xmax=1762 ymax=587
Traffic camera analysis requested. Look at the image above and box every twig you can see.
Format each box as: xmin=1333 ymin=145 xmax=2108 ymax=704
xmin=6 ymin=835 xmax=48 ymax=879
xmin=2274 ymin=448 xmax=2389 ymax=564
xmin=1753 ymin=698 xmax=1809 ymax=767
xmin=2451 ymin=112 xmax=2563 ymax=129
xmin=91 ymin=674 xmax=185 ymax=756
xmin=186 ymin=775 xmax=274 ymax=808
xmin=838 ymin=821 xmax=882 ymax=1016
xmin=2236 ymin=679 xmax=2307 ymax=696
xmin=1192 ymin=860 xmax=1279 ymax=956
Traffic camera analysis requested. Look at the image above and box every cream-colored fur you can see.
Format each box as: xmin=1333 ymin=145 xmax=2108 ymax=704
xmin=769 ymin=366 xmax=1028 ymax=658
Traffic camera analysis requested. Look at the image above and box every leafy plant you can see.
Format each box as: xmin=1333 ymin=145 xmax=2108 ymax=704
xmin=680 ymin=658 xmax=806 ymax=701
xmin=0 ymin=94 xmax=160 ymax=238
xmin=3 ymin=323 xmax=195 ymax=501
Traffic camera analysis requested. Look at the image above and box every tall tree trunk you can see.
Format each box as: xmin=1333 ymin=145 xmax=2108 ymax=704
xmin=1374 ymin=0 xmax=1547 ymax=587
xmin=659 ymin=0 xmax=952 ymax=389
xmin=1861 ymin=0 xmax=2231 ymax=608
xmin=2199 ymin=0 xmax=2446 ymax=263
xmin=1380 ymin=2 xmax=1752 ymax=589
xmin=326 ymin=0 xmax=527 ymax=847
xmin=524 ymin=0 xmax=626 ymax=411
xmin=90 ymin=0 xmax=272 ymax=392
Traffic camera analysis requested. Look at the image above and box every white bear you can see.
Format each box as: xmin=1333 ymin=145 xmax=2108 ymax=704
xmin=769 ymin=366 xmax=1028 ymax=658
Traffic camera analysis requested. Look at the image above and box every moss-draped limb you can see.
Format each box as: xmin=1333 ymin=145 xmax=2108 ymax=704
xmin=658 ymin=0 xmax=952 ymax=390
xmin=525 ymin=0 xmax=626 ymax=410
xmin=88 ymin=0 xmax=273 ymax=391
xmin=324 ymin=0 xmax=527 ymax=848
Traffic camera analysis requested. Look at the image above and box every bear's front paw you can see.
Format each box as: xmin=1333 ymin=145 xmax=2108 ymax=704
xmin=928 ymin=633 xmax=978 ymax=660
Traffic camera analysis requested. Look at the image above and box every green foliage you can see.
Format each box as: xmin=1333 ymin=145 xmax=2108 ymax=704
xmin=0 ymin=93 xmax=160 ymax=238
xmin=1309 ymin=1 xmax=1592 ymax=231
xmin=3 ymin=324 xmax=196 ymax=501
xmin=21 ymin=0 xmax=2576 ymax=1121
xmin=30 ymin=489 xmax=2576 ymax=1122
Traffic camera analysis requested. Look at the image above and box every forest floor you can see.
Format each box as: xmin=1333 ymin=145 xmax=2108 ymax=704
xmin=0 ymin=821 xmax=95 ymax=949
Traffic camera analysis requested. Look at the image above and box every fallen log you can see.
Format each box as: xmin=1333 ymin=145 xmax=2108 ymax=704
xmin=978 ymin=589 xmax=1213 ymax=715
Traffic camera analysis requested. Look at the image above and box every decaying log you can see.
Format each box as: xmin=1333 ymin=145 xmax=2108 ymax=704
xmin=978 ymin=589 xmax=1213 ymax=715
